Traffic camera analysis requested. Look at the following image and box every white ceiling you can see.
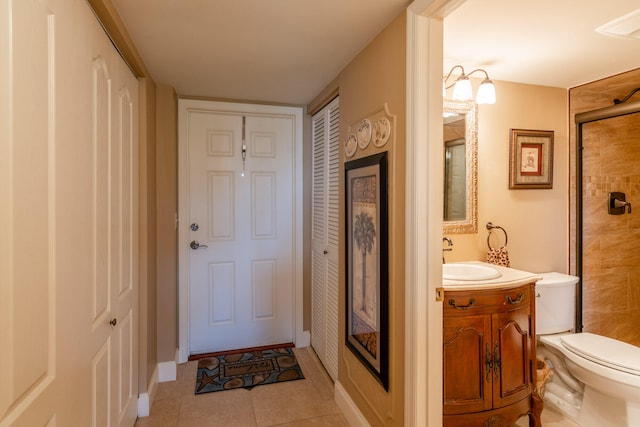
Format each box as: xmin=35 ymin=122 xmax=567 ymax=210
xmin=444 ymin=0 xmax=640 ymax=89
xmin=110 ymin=0 xmax=640 ymax=106
xmin=110 ymin=0 xmax=411 ymax=105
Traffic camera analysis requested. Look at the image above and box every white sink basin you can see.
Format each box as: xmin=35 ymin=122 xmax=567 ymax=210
xmin=443 ymin=263 xmax=501 ymax=281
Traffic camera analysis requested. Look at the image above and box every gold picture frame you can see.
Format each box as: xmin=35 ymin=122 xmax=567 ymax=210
xmin=509 ymin=128 xmax=554 ymax=189
xmin=344 ymin=152 xmax=389 ymax=390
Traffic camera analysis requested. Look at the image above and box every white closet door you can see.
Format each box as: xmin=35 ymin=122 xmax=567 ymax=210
xmin=311 ymin=97 xmax=340 ymax=381
xmin=0 ymin=0 xmax=138 ymax=425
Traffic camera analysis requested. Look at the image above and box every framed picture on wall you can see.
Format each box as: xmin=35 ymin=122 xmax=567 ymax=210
xmin=509 ymin=128 xmax=554 ymax=189
xmin=344 ymin=152 xmax=389 ymax=390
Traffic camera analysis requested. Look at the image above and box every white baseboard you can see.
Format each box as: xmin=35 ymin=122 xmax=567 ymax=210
xmin=296 ymin=330 xmax=311 ymax=348
xmin=137 ymin=363 xmax=159 ymax=417
xmin=158 ymin=361 xmax=177 ymax=382
xmin=158 ymin=348 xmax=179 ymax=383
xmin=335 ymin=381 xmax=370 ymax=427
xmin=137 ymin=393 xmax=150 ymax=418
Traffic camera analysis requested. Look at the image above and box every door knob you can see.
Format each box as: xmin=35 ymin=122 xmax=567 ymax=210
xmin=109 ymin=318 xmax=117 ymax=327
xmin=190 ymin=240 xmax=208 ymax=250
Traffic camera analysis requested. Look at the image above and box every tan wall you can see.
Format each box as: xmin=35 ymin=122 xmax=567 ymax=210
xmin=445 ymin=80 xmax=570 ymax=274
xmin=569 ymin=68 xmax=640 ymax=346
xmin=156 ymin=84 xmax=179 ymax=361
xmin=309 ymin=12 xmax=406 ymax=427
xmin=139 ymin=77 xmax=159 ymax=388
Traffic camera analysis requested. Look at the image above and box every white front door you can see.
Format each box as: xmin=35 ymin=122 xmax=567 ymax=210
xmin=179 ymin=100 xmax=303 ymax=355
xmin=0 ymin=0 xmax=138 ymax=426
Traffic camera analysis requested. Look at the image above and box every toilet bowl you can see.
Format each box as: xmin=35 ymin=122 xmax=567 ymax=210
xmin=536 ymin=272 xmax=640 ymax=427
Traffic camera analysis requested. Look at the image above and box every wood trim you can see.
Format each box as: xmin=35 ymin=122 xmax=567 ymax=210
xmin=187 ymin=343 xmax=295 ymax=361
xmin=86 ymin=0 xmax=151 ymax=77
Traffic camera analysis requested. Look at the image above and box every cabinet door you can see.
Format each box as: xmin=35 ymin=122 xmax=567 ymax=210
xmin=443 ymin=314 xmax=492 ymax=414
xmin=492 ymin=306 xmax=532 ymax=408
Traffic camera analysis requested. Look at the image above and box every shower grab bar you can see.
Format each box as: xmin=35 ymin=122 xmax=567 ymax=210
xmin=486 ymin=222 xmax=508 ymax=249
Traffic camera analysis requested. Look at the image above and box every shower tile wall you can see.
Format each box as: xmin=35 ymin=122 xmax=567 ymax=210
xmin=569 ymin=68 xmax=640 ymax=347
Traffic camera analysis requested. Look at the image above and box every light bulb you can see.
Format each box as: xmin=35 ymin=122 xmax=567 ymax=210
xmin=476 ymin=78 xmax=496 ymax=104
xmin=452 ymin=76 xmax=473 ymax=101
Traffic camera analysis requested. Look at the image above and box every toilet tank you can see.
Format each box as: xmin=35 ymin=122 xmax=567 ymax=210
xmin=536 ymin=272 xmax=579 ymax=335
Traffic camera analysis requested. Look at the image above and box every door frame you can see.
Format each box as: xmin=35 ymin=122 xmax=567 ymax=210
xmin=405 ymin=0 xmax=461 ymax=425
xmin=177 ymin=99 xmax=306 ymax=363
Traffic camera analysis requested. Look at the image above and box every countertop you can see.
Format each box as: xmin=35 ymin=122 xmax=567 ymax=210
xmin=443 ymin=261 xmax=543 ymax=291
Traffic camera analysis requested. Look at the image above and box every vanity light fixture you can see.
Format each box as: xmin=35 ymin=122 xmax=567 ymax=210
xmin=443 ymin=65 xmax=496 ymax=105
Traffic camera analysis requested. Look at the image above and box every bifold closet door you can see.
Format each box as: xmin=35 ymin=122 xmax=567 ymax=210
xmin=0 ymin=0 xmax=139 ymax=425
xmin=311 ymin=97 xmax=340 ymax=381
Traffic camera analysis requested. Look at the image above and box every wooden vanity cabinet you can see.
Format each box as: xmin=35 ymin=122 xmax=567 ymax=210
xmin=443 ymin=283 xmax=542 ymax=427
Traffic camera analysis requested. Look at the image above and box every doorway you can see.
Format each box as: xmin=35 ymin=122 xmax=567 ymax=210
xmin=575 ymin=99 xmax=640 ymax=345
xmin=177 ymin=100 xmax=304 ymax=361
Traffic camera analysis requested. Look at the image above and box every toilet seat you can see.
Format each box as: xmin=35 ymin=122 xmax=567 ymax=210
xmin=560 ymin=333 xmax=640 ymax=376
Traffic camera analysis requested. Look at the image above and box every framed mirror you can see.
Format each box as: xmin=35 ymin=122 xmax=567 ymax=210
xmin=443 ymin=101 xmax=478 ymax=234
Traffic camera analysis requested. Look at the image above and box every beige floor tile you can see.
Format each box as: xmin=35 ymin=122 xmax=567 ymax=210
xmin=540 ymin=406 xmax=580 ymax=427
xmin=512 ymin=406 xmax=580 ymax=427
xmin=293 ymin=349 xmax=335 ymax=401
xmin=177 ymin=361 xmax=199 ymax=384
xmin=134 ymin=398 xmax=179 ymax=427
xmin=271 ymin=413 xmax=350 ymax=426
xmin=155 ymin=378 xmax=195 ymax=402
xmin=251 ymin=380 xmax=341 ymax=427
xmin=177 ymin=388 xmax=257 ymax=427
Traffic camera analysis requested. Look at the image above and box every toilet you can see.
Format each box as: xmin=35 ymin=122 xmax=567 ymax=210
xmin=536 ymin=272 xmax=640 ymax=427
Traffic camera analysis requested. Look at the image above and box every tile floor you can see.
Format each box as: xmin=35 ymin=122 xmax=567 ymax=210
xmin=134 ymin=347 xmax=348 ymax=427
xmin=514 ymin=407 xmax=579 ymax=427
xmin=135 ymin=347 xmax=578 ymax=427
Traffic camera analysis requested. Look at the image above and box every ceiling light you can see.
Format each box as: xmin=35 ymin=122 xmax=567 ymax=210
xmin=443 ymin=65 xmax=496 ymax=105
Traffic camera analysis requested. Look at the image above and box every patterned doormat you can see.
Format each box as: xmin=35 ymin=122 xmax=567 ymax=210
xmin=194 ymin=347 xmax=304 ymax=394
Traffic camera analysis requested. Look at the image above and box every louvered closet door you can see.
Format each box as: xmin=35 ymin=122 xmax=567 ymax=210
xmin=311 ymin=97 xmax=340 ymax=381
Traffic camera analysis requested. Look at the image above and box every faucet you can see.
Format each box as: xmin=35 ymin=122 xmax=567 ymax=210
xmin=442 ymin=237 xmax=453 ymax=263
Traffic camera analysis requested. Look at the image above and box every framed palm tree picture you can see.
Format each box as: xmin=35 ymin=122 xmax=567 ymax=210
xmin=345 ymin=152 xmax=388 ymax=390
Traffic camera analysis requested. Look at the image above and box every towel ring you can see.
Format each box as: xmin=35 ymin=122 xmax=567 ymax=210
xmin=486 ymin=222 xmax=508 ymax=250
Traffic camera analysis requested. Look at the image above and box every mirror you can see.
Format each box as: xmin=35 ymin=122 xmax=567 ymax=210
xmin=443 ymin=101 xmax=478 ymax=234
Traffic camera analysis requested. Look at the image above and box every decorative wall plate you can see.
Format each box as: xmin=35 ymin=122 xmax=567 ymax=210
xmin=373 ymin=117 xmax=391 ymax=147
xmin=357 ymin=119 xmax=372 ymax=149
xmin=345 ymin=134 xmax=357 ymax=158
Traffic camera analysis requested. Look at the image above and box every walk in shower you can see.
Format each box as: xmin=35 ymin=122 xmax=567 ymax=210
xmin=575 ymin=87 xmax=640 ymax=347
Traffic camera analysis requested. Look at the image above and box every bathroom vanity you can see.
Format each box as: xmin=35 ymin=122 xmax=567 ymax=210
xmin=442 ymin=262 xmax=543 ymax=427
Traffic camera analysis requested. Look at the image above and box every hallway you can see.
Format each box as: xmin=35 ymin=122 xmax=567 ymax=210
xmin=134 ymin=347 xmax=348 ymax=426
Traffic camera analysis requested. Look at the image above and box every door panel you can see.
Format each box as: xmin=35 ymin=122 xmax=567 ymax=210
xmin=492 ymin=307 xmax=531 ymax=408
xmin=89 ymin=17 xmax=139 ymax=427
xmin=0 ymin=0 xmax=56 ymax=424
xmin=443 ymin=315 xmax=492 ymax=414
xmin=0 ymin=0 xmax=138 ymax=425
xmin=311 ymin=98 xmax=340 ymax=381
xmin=581 ymin=114 xmax=640 ymax=345
xmin=185 ymin=107 xmax=297 ymax=354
